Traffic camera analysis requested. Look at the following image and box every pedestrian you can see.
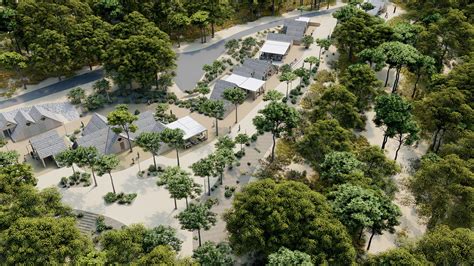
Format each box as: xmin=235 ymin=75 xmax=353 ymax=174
xmin=385 ymin=12 xmax=388 ymax=19
xmin=229 ymin=126 xmax=231 ymax=133
xmin=238 ymin=125 xmax=241 ymax=132
xmin=393 ymin=5 xmax=397 ymax=13
xmin=131 ymin=158 xmax=135 ymax=165
xmin=81 ymin=121 xmax=85 ymax=128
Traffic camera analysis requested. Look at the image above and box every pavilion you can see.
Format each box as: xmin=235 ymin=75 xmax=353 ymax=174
xmin=166 ymin=116 xmax=207 ymax=148
xmin=28 ymin=130 xmax=68 ymax=167
xmin=259 ymin=40 xmax=291 ymax=61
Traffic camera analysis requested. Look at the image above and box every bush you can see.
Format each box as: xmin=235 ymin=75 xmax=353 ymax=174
xmin=83 ymin=93 xmax=107 ymax=111
xmin=251 ymin=133 xmax=258 ymax=142
xmin=76 ymin=212 xmax=84 ymax=218
xmin=60 ymin=177 xmax=69 ymax=187
xmin=103 ymin=192 xmax=118 ymax=204
xmin=118 ymin=193 xmax=137 ymax=205
xmin=148 ymin=164 xmax=157 ymax=172
xmin=70 ymin=172 xmax=81 ymax=182
xmin=235 ymin=150 xmax=245 ymax=159
xmin=230 ymin=186 xmax=236 ymax=192
xmin=224 ymin=190 xmax=233 ymax=198
xmin=96 ymin=216 xmax=107 ymax=233
xmin=73 ymin=129 xmax=81 ymax=135
xmin=80 ymin=172 xmax=91 ymax=183
xmin=291 ymin=98 xmax=297 ymax=104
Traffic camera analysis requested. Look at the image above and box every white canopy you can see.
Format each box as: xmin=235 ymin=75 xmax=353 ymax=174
xmin=225 ymin=74 xmax=265 ymax=92
xmin=260 ymin=40 xmax=291 ymax=55
xmin=296 ymin=17 xmax=311 ymax=23
xmin=166 ymin=116 xmax=206 ymax=140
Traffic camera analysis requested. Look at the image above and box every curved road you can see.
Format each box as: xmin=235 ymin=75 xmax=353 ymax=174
xmin=0 ymin=7 xmax=340 ymax=109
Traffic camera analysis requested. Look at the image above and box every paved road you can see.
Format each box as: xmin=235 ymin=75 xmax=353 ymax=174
xmin=0 ymin=7 xmax=340 ymax=109
xmin=175 ymin=8 xmax=338 ymax=91
xmin=0 ymin=69 xmax=104 ymax=109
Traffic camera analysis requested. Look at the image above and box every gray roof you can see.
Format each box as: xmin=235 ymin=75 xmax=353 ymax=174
xmin=210 ymin=80 xmax=237 ymax=111
xmin=284 ymin=19 xmax=308 ymax=28
xmin=78 ymin=111 xmax=166 ymax=154
xmin=29 ymin=106 xmax=61 ymax=122
xmin=267 ymin=33 xmax=295 ymax=43
xmin=30 ymin=130 xmax=67 ymax=159
xmin=232 ymin=66 xmax=254 ymax=78
xmin=243 ymin=59 xmax=275 ymax=80
xmin=129 ymin=111 xmax=166 ymax=139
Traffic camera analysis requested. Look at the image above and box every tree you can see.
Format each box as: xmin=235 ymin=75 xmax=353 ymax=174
xmin=392 ymin=118 xmax=419 ymax=161
xmin=175 ymin=201 xmax=217 ymax=247
xmin=103 ymin=12 xmax=175 ymax=89
xmin=293 ymin=67 xmax=308 ymax=87
xmin=414 ymin=87 xmax=473 ymax=153
xmin=0 ymin=51 xmax=28 ymax=89
xmin=407 ymin=154 xmax=473 ymax=229
xmin=316 ymin=38 xmax=331 ymax=59
xmin=253 ymin=101 xmax=300 ymax=162
xmin=328 ymin=184 xmax=401 ymax=246
xmin=135 ymin=132 xmax=161 ymax=168
xmin=191 ymin=11 xmax=209 ymax=43
xmin=158 ymin=166 xmax=202 ymax=209
xmin=224 ymin=179 xmax=356 ymax=264
xmin=0 ymin=151 xmax=19 ymax=167
xmin=193 ymin=241 xmax=234 ymax=266
xmin=439 ymin=131 xmax=474 ymax=161
xmin=407 ymin=55 xmax=436 ymax=98
xmin=366 ymin=247 xmax=429 ymax=266
xmin=414 ymin=225 xmax=474 ymax=265
xmin=2 ymin=217 xmax=91 ymax=264
xmin=143 ymin=225 xmax=183 ymax=252
xmin=107 ymin=104 xmax=138 ymax=153
xmin=159 ymin=128 xmax=185 ymax=166
xmin=200 ymin=99 xmax=225 ymax=136
xmin=169 ymin=12 xmax=191 ymax=47
xmin=67 ymin=87 xmax=86 ymax=105
xmin=357 ymin=48 xmax=386 ymax=70
xmin=92 ymin=79 xmax=112 ymax=102
xmin=100 ymin=224 xmax=147 ymax=264
xmin=215 ymin=135 xmax=235 ymax=150
xmin=96 ymin=154 xmax=120 ymax=194
xmin=68 ymin=15 xmax=111 ymax=71
xmin=210 ymin=147 xmax=234 ymax=185
xmin=340 ymin=63 xmax=381 ymax=111
xmin=267 ymin=247 xmax=313 ymax=266
xmin=73 ymin=146 xmax=100 ymax=187
xmin=377 ymin=41 xmax=420 ymax=92
xmin=374 ymin=94 xmax=416 ymax=151
xmin=279 ymin=71 xmax=297 ymax=99
xmin=30 ymin=29 xmax=72 ymax=79
xmin=223 ymin=87 xmax=246 ymax=124
xmin=355 ymin=145 xmax=399 ymax=197
xmin=56 ymin=149 xmax=78 ymax=175
xmin=234 ymin=133 xmax=249 ymax=153
xmin=191 ymin=156 xmax=214 ymax=196
xmin=310 ymin=84 xmax=364 ymax=129
xmin=135 ymin=245 xmax=179 ymax=265
xmin=297 ymin=119 xmax=352 ymax=165
xmin=302 ymin=35 xmax=314 ymax=49
xmin=304 ymin=56 xmax=319 ymax=73
xmin=319 ymin=152 xmax=367 ymax=189
xmin=263 ymin=90 xmax=284 ymax=102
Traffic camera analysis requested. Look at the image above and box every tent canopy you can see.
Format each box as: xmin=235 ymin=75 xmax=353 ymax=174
xmin=225 ymin=74 xmax=265 ymax=92
xmin=166 ymin=116 xmax=206 ymax=140
xmin=260 ymin=40 xmax=291 ymax=55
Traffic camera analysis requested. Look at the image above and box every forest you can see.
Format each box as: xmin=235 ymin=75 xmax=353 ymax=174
xmin=0 ymin=0 xmax=473 ymax=265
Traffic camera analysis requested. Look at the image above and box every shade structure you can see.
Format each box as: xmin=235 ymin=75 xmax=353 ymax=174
xmin=260 ymin=40 xmax=291 ymax=55
xmin=166 ymin=116 xmax=207 ymax=140
xmin=225 ymin=74 xmax=265 ymax=92
xmin=30 ymin=130 xmax=67 ymax=160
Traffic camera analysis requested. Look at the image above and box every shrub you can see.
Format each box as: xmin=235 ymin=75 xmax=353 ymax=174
xmin=70 ymin=172 xmax=81 ymax=182
xmin=117 ymin=193 xmax=137 ymax=205
xmin=148 ymin=164 xmax=157 ymax=172
xmin=69 ymin=135 xmax=77 ymax=142
xmin=103 ymin=192 xmax=118 ymax=204
xmin=60 ymin=177 xmax=69 ymax=187
xmin=83 ymin=94 xmax=107 ymax=111
xmin=224 ymin=190 xmax=233 ymax=198
xmin=76 ymin=212 xmax=84 ymax=218
xmin=80 ymin=172 xmax=91 ymax=182
xmin=230 ymin=186 xmax=236 ymax=192
xmin=291 ymin=98 xmax=297 ymax=104
xmin=73 ymin=129 xmax=81 ymax=135
xmin=251 ymin=133 xmax=258 ymax=142
xmin=235 ymin=150 xmax=245 ymax=159
xmin=96 ymin=216 xmax=107 ymax=233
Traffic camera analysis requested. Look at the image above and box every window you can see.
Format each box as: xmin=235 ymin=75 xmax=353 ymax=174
xmin=117 ymin=137 xmax=123 ymax=142
xmin=41 ymin=116 xmax=46 ymax=121
xmin=26 ymin=122 xmax=31 ymax=126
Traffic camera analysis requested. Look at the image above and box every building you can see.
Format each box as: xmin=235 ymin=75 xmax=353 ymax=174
xmin=77 ymin=111 xmax=166 ymax=154
xmin=0 ymin=103 xmax=79 ymax=142
xmin=29 ymin=130 xmax=68 ymax=167
xmin=232 ymin=58 xmax=276 ymax=80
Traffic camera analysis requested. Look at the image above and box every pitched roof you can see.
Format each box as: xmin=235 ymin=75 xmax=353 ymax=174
xmin=76 ymin=127 xmax=118 ymax=154
xmin=210 ymin=80 xmax=236 ymax=112
xmin=30 ymin=130 xmax=67 ymax=159
xmin=29 ymin=106 xmax=62 ymax=123
xmin=260 ymin=40 xmax=291 ymax=55
xmin=82 ymin=113 xmax=108 ymax=136
xmin=266 ymin=33 xmax=295 ymax=44
xmin=129 ymin=111 xmax=166 ymax=139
